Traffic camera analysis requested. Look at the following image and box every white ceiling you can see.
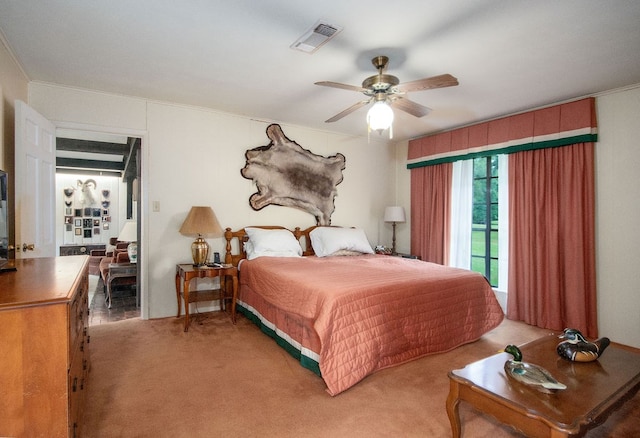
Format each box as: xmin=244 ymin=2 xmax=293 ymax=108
xmin=1 ymin=0 xmax=640 ymax=141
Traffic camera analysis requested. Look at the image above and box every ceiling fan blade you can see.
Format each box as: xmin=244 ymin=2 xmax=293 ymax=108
xmin=325 ymin=100 xmax=370 ymax=123
xmin=315 ymin=81 xmax=368 ymax=93
xmin=390 ymin=97 xmax=432 ymax=118
xmin=397 ymin=74 xmax=459 ymax=92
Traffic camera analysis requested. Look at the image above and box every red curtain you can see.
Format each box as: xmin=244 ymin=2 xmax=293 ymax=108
xmin=410 ymin=163 xmax=452 ymax=264
xmin=507 ymin=143 xmax=597 ymax=337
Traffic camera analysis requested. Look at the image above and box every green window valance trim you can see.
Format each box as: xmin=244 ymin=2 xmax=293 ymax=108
xmin=407 ymin=131 xmax=597 ymax=168
xmin=407 ymin=97 xmax=597 ymax=169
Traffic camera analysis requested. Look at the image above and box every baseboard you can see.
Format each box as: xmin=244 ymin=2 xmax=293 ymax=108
xmin=493 ymin=289 xmax=507 ymax=313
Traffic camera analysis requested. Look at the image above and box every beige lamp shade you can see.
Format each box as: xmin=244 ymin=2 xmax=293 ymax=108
xmin=118 ymin=220 xmax=138 ymax=242
xmin=384 ymin=206 xmax=406 ymax=223
xmin=179 ymin=206 xmax=222 ymax=266
xmin=179 ymin=206 xmax=222 ymax=237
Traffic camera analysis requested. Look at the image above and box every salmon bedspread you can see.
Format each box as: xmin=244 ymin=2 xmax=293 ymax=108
xmin=237 ymin=254 xmax=504 ymax=395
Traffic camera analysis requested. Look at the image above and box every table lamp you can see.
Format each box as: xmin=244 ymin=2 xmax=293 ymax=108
xmin=118 ymin=220 xmax=138 ymax=263
xmin=179 ymin=206 xmax=222 ymax=266
xmin=384 ymin=206 xmax=406 ymax=255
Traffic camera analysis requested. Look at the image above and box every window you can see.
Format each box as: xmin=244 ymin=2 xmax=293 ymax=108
xmin=471 ymin=156 xmax=499 ymax=286
xmin=450 ymin=155 xmax=507 ymax=291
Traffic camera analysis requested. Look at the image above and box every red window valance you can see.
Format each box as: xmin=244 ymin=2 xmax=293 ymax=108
xmin=407 ymin=97 xmax=597 ymax=168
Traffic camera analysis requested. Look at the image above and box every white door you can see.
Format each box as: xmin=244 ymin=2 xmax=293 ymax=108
xmin=14 ymin=100 xmax=56 ymax=258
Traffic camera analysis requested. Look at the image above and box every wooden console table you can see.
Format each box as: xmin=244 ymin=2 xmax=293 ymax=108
xmin=175 ymin=264 xmax=238 ymax=331
xmin=447 ymin=333 xmax=640 ymax=437
xmin=60 ymin=243 xmax=105 ymax=256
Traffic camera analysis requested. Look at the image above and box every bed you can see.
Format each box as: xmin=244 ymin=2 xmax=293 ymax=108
xmin=224 ymin=225 xmax=504 ymax=396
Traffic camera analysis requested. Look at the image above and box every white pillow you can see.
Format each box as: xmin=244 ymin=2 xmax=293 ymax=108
xmin=310 ymin=227 xmax=374 ymax=257
xmin=244 ymin=227 xmax=302 ymax=260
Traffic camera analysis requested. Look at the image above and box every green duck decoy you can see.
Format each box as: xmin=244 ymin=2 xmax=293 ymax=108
xmin=557 ymin=328 xmax=610 ymax=362
xmin=503 ymin=345 xmax=567 ymax=393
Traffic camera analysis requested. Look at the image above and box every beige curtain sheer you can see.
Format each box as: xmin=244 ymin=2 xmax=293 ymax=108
xmin=507 ymin=143 xmax=597 ymax=337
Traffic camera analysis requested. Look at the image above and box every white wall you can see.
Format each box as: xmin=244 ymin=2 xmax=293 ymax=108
xmin=30 ymin=82 xmax=396 ymax=318
xmin=391 ymin=139 xmax=412 ymax=254
xmin=595 ymin=85 xmax=640 ymax=348
xmin=30 ymin=81 xmax=640 ymax=349
xmin=55 ymin=174 xmax=124 ymax=250
xmin=0 ymin=38 xmax=28 ymax=170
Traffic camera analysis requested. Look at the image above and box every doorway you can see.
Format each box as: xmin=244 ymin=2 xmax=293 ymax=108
xmin=55 ymin=127 xmax=146 ymax=322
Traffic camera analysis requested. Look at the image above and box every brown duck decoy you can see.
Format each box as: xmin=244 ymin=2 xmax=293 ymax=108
xmin=557 ymin=328 xmax=610 ymax=362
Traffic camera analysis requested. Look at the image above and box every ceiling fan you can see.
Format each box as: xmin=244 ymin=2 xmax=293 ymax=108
xmin=315 ymin=55 xmax=459 ymax=123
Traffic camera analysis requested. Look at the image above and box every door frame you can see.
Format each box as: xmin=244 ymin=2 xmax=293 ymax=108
xmin=55 ymin=121 xmax=149 ymax=319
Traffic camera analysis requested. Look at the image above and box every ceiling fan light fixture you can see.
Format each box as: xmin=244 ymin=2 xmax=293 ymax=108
xmin=367 ymin=100 xmax=394 ymax=137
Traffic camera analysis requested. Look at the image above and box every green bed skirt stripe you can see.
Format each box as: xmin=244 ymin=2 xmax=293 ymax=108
xmin=237 ymin=304 xmax=322 ymax=376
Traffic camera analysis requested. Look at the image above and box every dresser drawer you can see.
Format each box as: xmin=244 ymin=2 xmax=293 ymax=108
xmin=68 ymin=347 xmax=87 ymax=438
xmin=69 ymin=266 xmax=89 ymax=364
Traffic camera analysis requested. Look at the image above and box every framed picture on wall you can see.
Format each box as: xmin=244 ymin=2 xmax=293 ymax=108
xmin=93 ymin=219 xmax=100 ymax=227
xmin=84 ymin=229 xmax=92 ymax=238
xmin=75 ymin=228 xmax=82 ymax=236
xmin=102 ymin=209 xmax=109 ymax=216
xmin=64 ymin=216 xmax=72 ymax=224
xmin=66 ymin=224 xmax=72 ymax=232
xmin=75 ymin=209 xmax=83 ymax=217
xmin=84 ymin=208 xmax=92 ymax=216
xmin=103 ymin=223 xmax=110 ymax=230
xmin=65 ymin=208 xmax=72 ymax=215
xmin=93 ymin=227 xmax=100 ymax=235
xmin=83 ymin=218 xmax=92 ymax=228
xmin=74 ymin=219 xmax=81 ymax=227
xmin=92 ymin=208 xmax=101 ymax=217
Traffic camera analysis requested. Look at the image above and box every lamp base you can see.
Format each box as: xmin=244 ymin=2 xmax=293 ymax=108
xmin=127 ymin=242 xmax=138 ymax=263
xmin=191 ymin=237 xmax=209 ymax=266
xmin=391 ymin=222 xmax=397 ymax=255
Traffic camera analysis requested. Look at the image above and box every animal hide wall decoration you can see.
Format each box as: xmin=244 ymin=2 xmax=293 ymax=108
xmin=241 ymin=124 xmax=346 ymax=225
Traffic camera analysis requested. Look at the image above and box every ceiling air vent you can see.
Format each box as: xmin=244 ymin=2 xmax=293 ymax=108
xmin=290 ymin=20 xmax=342 ymax=54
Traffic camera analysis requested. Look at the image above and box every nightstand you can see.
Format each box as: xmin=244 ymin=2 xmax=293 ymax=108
xmin=394 ymin=253 xmax=420 ymax=259
xmin=175 ymin=264 xmax=238 ymax=331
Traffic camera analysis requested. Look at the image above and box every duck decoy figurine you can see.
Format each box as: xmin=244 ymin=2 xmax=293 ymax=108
xmin=503 ymin=345 xmax=567 ymax=393
xmin=557 ymin=328 xmax=610 ymax=362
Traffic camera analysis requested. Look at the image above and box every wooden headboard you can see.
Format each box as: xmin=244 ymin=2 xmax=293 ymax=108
xmin=223 ymin=225 xmax=319 ymax=266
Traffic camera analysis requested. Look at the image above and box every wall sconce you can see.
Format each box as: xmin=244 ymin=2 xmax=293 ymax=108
xmin=384 ymin=206 xmax=406 ymax=255
xmin=179 ymin=206 xmax=222 ymax=266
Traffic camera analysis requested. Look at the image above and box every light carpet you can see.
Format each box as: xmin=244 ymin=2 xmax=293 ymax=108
xmin=82 ymin=313 xmax=640 ymax=437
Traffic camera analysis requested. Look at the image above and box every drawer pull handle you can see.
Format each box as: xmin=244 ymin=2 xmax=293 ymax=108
xmin=72 ymin=377 xmax=78 ymax=392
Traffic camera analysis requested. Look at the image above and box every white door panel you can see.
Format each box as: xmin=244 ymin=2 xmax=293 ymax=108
xmin=15 ymin=100 xmax=56 ymax=258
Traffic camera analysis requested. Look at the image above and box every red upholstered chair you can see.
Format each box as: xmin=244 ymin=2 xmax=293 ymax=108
xmin=99 ymin=242 xmax=132 ymax=285
xmin=88 ymin=249 xmax=106 ymax=276
xmin=98 ymin=242 xmax=137 ymax=296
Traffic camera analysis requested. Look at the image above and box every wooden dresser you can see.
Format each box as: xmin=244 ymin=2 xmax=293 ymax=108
xmin=0 ymin=256 xmax=90 ymax=437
